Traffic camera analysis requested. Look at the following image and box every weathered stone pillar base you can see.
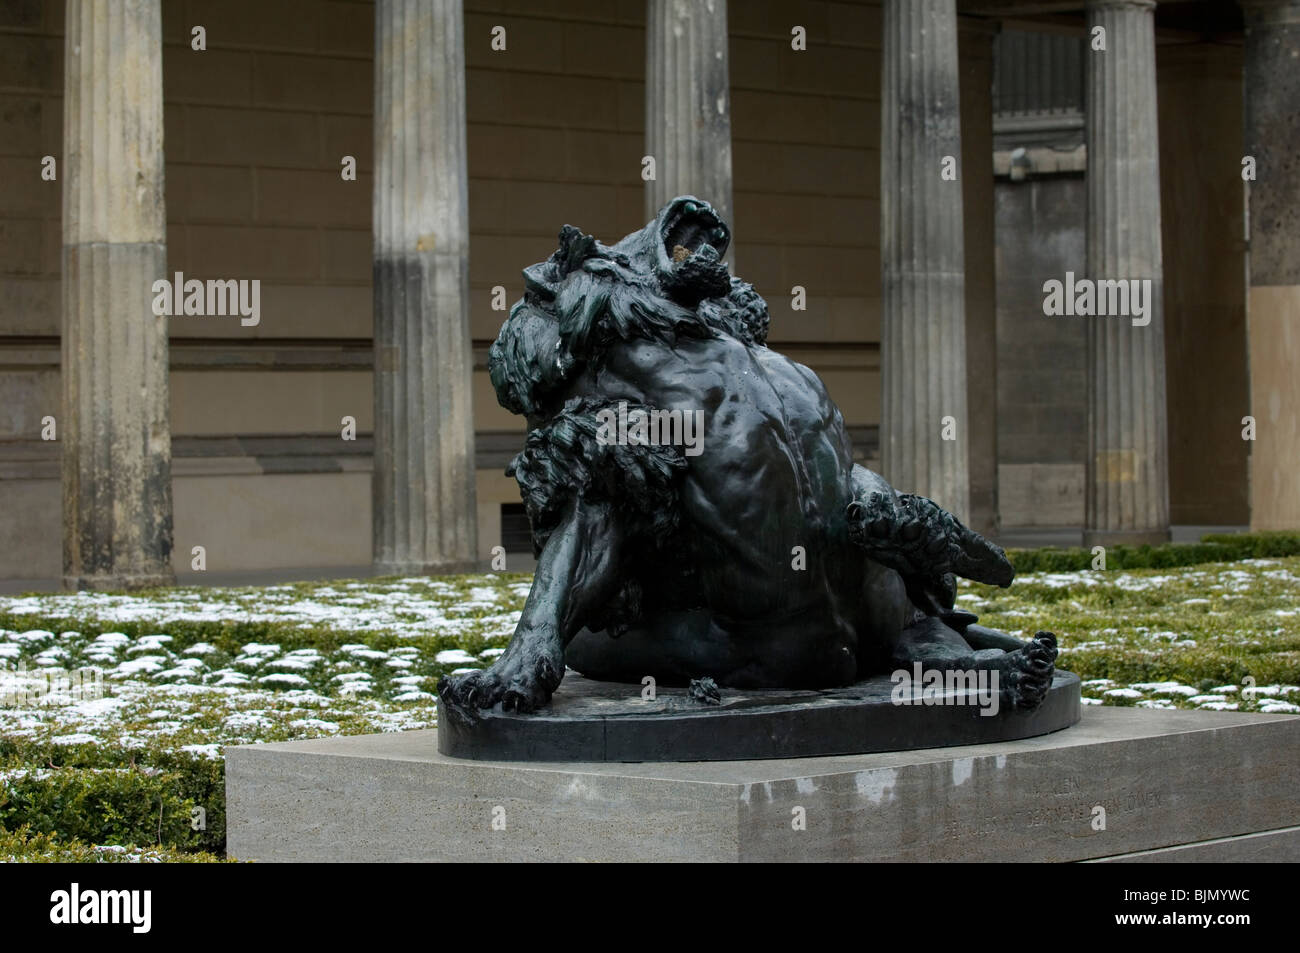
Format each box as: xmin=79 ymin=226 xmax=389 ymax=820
xmin=374 ymin=559 xmax=484 ymax=578
xmin=371 ymin=251 xmax=479 ymax=577
xmin=1083 ymin=529 xmax=1172 ymax=548
xmin=1082 ymin=526 xmax=1171 ymax=551
xmin=62 ymin=244 xmax=173 ymax=591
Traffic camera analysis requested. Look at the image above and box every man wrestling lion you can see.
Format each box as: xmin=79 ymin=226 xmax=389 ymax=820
xmin=438 ymin=196 xmax=1057 ymax=722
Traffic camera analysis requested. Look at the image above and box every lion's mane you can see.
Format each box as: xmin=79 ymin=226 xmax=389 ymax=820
xmin=488 ymin=224 xmax=769 ymax=419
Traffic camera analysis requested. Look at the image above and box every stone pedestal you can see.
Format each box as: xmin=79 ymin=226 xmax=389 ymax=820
xmin=371 ymin=0 xmax=479 ymax=575
xmin=1242 ymin=0 xmax=1300 ymax=531
xmin=1083 ymin=0 xmax=1170 ymax=547
xmin=880 ymin=0 xmax=970 ymax=520
xmin=61 ymin=0 xmax=174 ymax=591
xmin=225 ymin=708 xmax=1299 ymax=863
xmin=644 ymin=0 xmax=734 ymax=237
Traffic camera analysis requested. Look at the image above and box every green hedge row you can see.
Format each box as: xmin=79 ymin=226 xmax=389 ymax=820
xmin=1006 ymin=530 xmax=1300 ymax=574
xmin=0 ymin=765 xmax=216 ymax=852
xmin=0 ymin=826 xmax=227 ymax=862
xmin=0 ymin=737 xmax=227 ymax=854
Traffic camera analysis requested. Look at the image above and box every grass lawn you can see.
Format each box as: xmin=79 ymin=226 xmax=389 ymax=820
xmin=1 ymin=557 xmax=1297 ymax=861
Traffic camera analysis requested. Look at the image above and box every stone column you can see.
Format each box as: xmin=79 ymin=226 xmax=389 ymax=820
xmin=880 ymin=0 xmax=969 ymax=519
xmin=1242 ymin=0 xmax=1300 ymax=530
xmin=62 ymin=0 xmax=173 ymax=591
xmin=372 ymin=0 xmax=478 ymax=575
xmin=1083 ymin=0 xmax=1169 ymax=546
xmin=645 ymin=0 xmax=734 ymax=231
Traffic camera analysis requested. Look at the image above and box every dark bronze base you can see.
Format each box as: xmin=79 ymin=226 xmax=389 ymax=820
xmin=438 ymin=670 xmax=1082 ymax=763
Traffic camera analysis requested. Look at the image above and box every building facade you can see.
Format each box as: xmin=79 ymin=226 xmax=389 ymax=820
xmin=0 ymin=0 xmax=1294 ymax=587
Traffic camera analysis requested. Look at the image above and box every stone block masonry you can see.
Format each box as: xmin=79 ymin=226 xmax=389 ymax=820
xmin=226 ymin=707 xmax=1300 ymax=863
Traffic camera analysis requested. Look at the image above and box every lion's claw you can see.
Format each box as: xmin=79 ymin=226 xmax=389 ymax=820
xmin=437 ymin=642 xmax=564 ymax=723
xmin=1002 ymin=631 xmax=1058 ymax=710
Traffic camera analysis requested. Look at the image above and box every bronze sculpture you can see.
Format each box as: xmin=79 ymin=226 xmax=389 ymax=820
xmin=439 ymin=197 xmax=1057 ymax=723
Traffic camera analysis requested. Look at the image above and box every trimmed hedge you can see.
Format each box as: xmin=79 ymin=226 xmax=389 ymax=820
xmin=0 ymin=767 xmax=203 ymax=850
xmin=1006 ymin=531 xmax=1300 ymax=574
xmin=0 ymin=737 xmax=228 ymax=854
xmin=0 ymin=826 xmax=227 ymax=863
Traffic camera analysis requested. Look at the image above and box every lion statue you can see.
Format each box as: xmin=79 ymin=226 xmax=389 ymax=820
xmin=438 ymin=196 xmax=1057 ymax=721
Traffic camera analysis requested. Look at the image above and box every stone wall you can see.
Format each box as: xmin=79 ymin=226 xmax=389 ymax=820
xmin=0 ymin=0 xmax=887 ymax=578
xmin=994 ymin=174 xmax=1087 ymax=527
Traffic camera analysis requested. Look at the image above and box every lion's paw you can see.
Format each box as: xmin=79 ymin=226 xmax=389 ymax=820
xmin=437 ymin=646 xmax=563 ymax=723
xmin=1001 ymin=631 xmax=1058 ymax=710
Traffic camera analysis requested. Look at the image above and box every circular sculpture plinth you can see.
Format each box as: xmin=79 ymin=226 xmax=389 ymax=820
xmin=437 ymin=671 xmax=1082 ymax=763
